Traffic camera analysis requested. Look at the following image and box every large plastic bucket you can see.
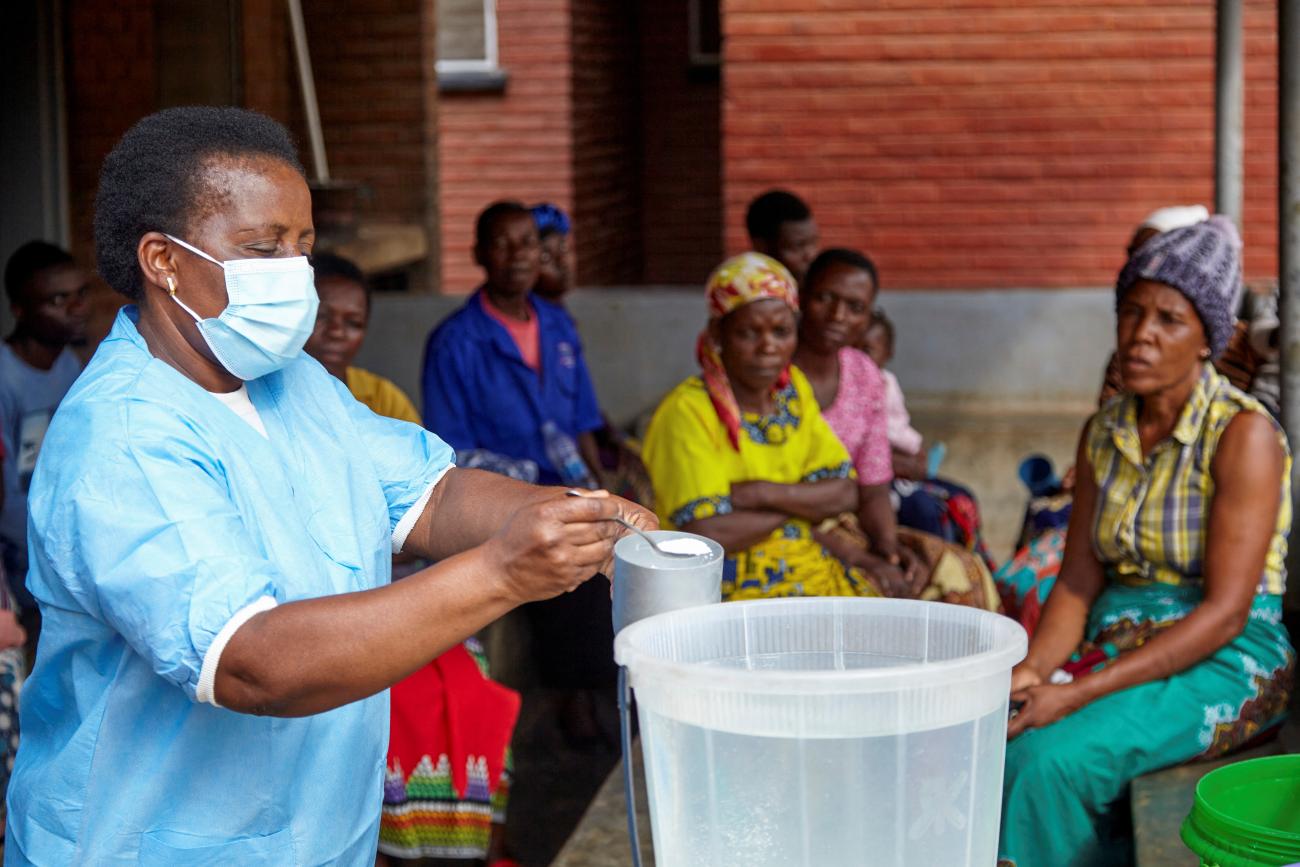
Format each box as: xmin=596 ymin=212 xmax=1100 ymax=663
xmin=1181 ymin=754 xmax=1300 ymax=866
xmin=614 ymin=597 xmax=1028 ymax=866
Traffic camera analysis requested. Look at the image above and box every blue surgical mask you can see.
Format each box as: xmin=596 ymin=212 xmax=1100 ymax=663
xmin=163 ymin=234 xmax=320 ymax=381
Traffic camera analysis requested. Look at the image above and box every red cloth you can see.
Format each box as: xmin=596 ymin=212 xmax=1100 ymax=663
xmin=481 ymin=293 xmax=541 ymax=372
xmin=387 ymin=644 xmax=521 ymax=799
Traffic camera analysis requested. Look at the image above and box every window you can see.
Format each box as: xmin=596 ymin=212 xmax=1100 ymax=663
xmin=437 ymin=0 xmax=498 ymax=73
xmin=689 ymin=0 xmax=720 ymax=67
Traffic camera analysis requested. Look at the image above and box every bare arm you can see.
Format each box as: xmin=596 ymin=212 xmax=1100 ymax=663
xmin=683 ymin=478 xmax=856 ymax=555
xmin=403 ymin=467 xmax=557 ymax=561
xmin=215 ymin=484 xmax=645 ymax=717
xmin=1015 ymin=426 xmax=1108 ymax=684
xmin=683 ymin=510 xmax=789 ymax=555
xmin=731 ymin=478 xmax=858 ymax=523
xmin=857 ymin=483 xmax=900 ymax=560
xmin=1068 ymin=412 xmax=1282 ymax=704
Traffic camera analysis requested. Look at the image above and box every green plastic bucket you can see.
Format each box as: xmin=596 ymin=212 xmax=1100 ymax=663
xmin=1181 ymin=754 xmax=1300 ymax=867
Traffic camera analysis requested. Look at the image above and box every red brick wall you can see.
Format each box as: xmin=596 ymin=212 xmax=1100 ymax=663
xmin=438 ymin=0 xmax=573 ymax=294
xmin=64 ymin=0 xmax=157 ymax=265
xmin=570 ymin=0 xmax=641 ymax=285
xmin=304 ymin=0 xmax=433 ymax=226
xmin=64 ymin=0 xmax=156 ymax=350
xmin=722 ymin=0 xmax=1280 ymax=289
xmin=639 ymin=0 xmax=723 ymax=285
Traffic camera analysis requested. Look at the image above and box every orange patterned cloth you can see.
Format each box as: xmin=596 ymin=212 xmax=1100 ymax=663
xmin=697 ymin=252 xmax=800 ymax=451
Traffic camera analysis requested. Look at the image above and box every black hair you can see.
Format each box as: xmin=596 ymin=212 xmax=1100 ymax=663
xmin=868 ymin=307 xmax=895 ymax=346
xmin=745 ymin=189 xmax=812 ymax=243
xmin=310 ymin=251 xmax=370 ymax=311
xmin=311 ymin=251 xmax=365 ymax=287
xmin=93 ymin=106 xmax=304 ymax=301
xmin=803 ymin=248 xmax=879 ymax=297
xmin=475 ymin=200 xmax=532 ymax=248
xmin=5 ymin=240 xmax=75 ymax=306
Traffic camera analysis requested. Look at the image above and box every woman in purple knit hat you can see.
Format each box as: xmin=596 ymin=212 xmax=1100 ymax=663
xmin=998 ymin=216 xmax=1294 ymax=866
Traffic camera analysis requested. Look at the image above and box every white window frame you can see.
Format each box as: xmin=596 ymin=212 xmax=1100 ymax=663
xmin=688 ymin=0 xmax=721 ymax=67
xmin=436 ymin=0 xmax=500 ymax=74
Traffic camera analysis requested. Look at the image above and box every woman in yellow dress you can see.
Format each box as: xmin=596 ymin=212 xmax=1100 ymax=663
xmin=643 ymin=252 xmax=873 ymax=600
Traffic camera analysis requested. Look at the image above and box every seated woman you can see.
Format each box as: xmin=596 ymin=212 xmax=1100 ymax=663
xmin=793 ymin=248 xmax=999 ymax=610
xmin=643 ymin=253 xmax=869 ymax=600
xmin=304 ymin=253 xmax=520 ymax=867
xmin=998 ymin=217 xmax=1293 ymax=867
xmin=996 ymin=203 xmax=1255 ymax=635
xmin=862 ymin=311 xmax=995 ymax=569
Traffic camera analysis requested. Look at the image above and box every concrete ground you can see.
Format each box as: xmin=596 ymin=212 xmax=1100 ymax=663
xmin=910 ymin=406 xmax=1090 ymax=566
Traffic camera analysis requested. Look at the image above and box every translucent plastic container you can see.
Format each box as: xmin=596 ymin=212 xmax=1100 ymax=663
xmin=614 ymin=597 xmax=1028 ymax=867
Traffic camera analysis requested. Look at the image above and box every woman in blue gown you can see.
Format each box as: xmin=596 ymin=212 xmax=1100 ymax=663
xmin=4 ymin=107 xmax=650 ymax=866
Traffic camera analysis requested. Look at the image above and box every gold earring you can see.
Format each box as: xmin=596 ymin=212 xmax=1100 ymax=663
xmin=165 ymin=276 xmax=177 ymax=296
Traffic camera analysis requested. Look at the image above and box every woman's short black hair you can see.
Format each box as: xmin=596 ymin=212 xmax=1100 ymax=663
xmin=803 ymin=247 xmax=879 ymax=296
xmin=474 ymin=200 xmax=532 ymax=249
xmin=310 ymin=251 xmax=370 ymax=311
xmin=94 ymin=106 xmax=304 ymax=300
xmin=4 ymin=240 xmax=75 ymax=305
xmin=745 ymin=189 xmax=812 ymax=244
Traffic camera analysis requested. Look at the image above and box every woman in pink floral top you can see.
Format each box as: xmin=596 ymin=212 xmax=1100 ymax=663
xmin=794 ymin=249 xmax=1001 ymax=610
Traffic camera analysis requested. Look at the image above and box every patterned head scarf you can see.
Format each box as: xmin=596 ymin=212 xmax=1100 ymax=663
xmin=697 ymin=252 xmax=800 ymax=451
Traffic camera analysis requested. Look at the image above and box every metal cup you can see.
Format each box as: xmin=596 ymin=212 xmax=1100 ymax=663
xmin=611 ymin=530 xmax=724 ymax=635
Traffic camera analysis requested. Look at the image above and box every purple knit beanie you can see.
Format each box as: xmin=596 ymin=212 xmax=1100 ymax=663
xmin=1115 ymin=215 xmax=1242 ymax=358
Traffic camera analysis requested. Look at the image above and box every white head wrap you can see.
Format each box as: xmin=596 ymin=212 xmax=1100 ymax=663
xmin=1137 ymin=204 xmax=1210 ymax=234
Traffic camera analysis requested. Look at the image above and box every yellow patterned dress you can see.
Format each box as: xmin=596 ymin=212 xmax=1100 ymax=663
xmin=643 ymin=367 xmax=878 ymax=600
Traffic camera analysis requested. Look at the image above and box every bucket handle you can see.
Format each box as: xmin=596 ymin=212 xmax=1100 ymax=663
xmin=618 ymin=665 xmax=645 ymax=867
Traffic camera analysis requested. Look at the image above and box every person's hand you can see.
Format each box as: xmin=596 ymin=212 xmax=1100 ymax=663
xmin=603 ymin=494 xmax=659 ymax=577
xmin=896 ymin=546 xmax=927 ymax=596
xmin=868 ymin=558 xmax=909 ymax=597
xmin=1009 ymin=661 xmax=1044 ymax=694
xmin=1061 ymin=465 xmax=1077 ymax=493
xmin=893 ymin=451 xmax=927 ymax=481
xmin=0 ymin=610 xmax=26 ymax=651
xmin=485 ymin=489 xmax=628 ymax=603
xmin=562 ymin=488 xmax=659 ymax=580
xmin=1006 ymin=682 xmax=1084 ymax=739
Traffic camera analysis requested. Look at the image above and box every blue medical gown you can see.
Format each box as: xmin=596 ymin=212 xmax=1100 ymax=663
xmin=5 ymin=308 xmax=454 ymax=865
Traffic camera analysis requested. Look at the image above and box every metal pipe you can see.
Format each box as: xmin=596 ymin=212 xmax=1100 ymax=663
xmin=286 ymin=0 xmax=330 ymax=183
xmin=1215 ymin=0 xmax=1243 ymax=227
xmin=1280 ymin=0 xmax=1300 ymax=610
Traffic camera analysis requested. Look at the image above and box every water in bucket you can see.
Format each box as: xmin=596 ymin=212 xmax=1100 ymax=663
xmin=615 ymin=597 xmax=1027 ymax=867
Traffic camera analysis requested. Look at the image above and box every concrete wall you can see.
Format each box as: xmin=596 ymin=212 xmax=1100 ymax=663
xmin=356 ymin=286 xmax=1115 ymax=427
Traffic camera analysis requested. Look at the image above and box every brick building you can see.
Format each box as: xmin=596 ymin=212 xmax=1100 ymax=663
xmin=722 ymin=0 xmax=1280 ymax=289
xmin=1 ymin=0 xmax=1280 ymax=304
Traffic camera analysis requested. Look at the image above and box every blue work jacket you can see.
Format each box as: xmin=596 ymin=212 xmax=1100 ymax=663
xmin=421 ymin=291 xmax=603 ymax=484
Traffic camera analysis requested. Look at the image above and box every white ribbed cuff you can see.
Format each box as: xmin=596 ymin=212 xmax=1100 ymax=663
xmin=196 ymin=595 xmax=279 ymax=707
xmin=391 ymin=466 xmax=453 ymax=554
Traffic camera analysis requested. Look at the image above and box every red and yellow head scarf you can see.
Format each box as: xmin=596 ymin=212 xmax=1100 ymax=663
xmin=697 ymin=252 xmax=800 ymax=451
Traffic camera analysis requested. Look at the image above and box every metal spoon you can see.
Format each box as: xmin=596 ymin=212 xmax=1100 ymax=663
xmin=565 ymin=490 xmax=697 ymax=558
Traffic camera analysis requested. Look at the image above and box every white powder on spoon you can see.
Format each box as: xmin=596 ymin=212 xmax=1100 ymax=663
xmin=655 ymin=538 xmax=711 ymax=556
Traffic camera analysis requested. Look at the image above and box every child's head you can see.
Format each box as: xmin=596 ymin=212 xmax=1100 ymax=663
xmin=863 ymin=309 xmax=895 ymax=368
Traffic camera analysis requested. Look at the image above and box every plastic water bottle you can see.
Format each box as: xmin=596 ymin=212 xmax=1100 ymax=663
xmin=542 ymin=420 xmax=597 ymax=488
